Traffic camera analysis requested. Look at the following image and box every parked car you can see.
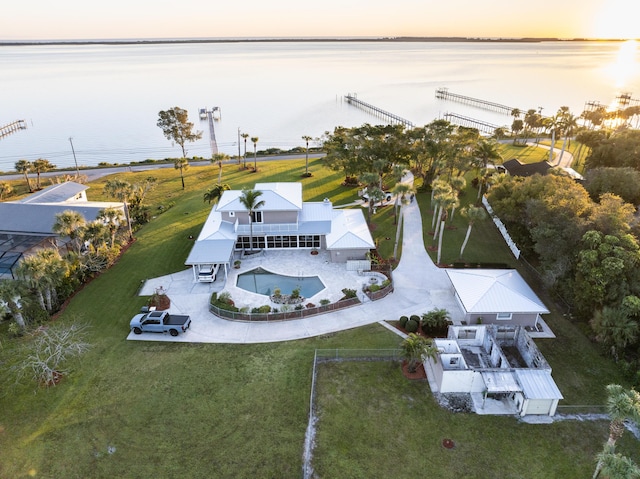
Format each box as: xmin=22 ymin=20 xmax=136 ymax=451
xmin=130 ymin=309 xmax=191 ymax=337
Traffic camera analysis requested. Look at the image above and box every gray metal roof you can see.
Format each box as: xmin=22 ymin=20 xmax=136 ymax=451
xmin=0 ymin=203 xmax=122 ymax=235
xmin=482 ymin=371 xmax=521 ymax=393
xmin=16 ymin=182 xmax=88 ymax=204
xmin=445 ymin=269 xmax=549 ymax=314
xmin=515 ymin=369 xmax=563 ymax=400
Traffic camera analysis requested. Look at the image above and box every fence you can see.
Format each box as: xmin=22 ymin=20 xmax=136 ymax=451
xmin=482 ymin=196 xmax=520 ymax=259
xmin=209 ymin=297 xmax=361 ymax=322
xmin=303 ymin=349 xmax=403 ymax=478
xmin=556 ymin=405 xmax=607 ymax=415
xmin=210 ymin=267 xmax=394 ymax=322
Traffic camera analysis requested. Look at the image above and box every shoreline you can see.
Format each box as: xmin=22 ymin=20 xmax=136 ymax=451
xmin=0 ymin=36 xmax=629 ymax=47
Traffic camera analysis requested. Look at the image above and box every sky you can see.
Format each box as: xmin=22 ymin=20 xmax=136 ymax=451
xmin=2 ymin=0 xmax=639 ymax=41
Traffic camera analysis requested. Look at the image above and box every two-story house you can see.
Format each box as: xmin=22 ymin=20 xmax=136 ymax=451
xmin=185 ymin=182 xmax=375 ymax=283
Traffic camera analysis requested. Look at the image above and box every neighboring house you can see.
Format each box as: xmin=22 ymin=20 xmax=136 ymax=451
xmin=498 ymin=159 xmax=584 ymax=181
xmin=0 ymin=182 xmax=124 ymax=279
xmin=445 ymin=269 xmax=549 ymax=329
xmin=498 ymin=159 xmax=552 ymax=177
xmin=427 ymin=325 xmax=563 ymax=416
xmin=185 ymin=182 xmax=375 ymax=282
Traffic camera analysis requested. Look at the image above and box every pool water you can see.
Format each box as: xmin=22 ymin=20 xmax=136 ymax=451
xmin=236 ymin=267 xmax=325 ymax=298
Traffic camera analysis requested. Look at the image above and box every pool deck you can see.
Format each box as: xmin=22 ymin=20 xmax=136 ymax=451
xmin=130 ymin=177 xmax=466 ymax=344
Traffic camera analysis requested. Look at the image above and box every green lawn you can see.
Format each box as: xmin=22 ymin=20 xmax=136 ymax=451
xmin=0 ymin=157 xmax=633 ymax=478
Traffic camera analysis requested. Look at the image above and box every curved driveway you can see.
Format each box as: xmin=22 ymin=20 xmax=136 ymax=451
xmin=128 ymin=173 xmax=462 ymax=343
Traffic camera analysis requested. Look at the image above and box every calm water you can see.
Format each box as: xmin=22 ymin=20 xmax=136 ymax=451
xmin=1 ymin=40 xmax=639 ymax=171
xmin=237 ymin=267 xmax=325 ymax=297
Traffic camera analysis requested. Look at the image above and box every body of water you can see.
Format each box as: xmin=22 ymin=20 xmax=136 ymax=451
xmin=1 ymin=40 xmax=639 ymax=172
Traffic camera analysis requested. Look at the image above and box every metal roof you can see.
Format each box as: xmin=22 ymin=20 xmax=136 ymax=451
xmin=482 ymin=371 xmax=521 ymax=393
xmin=515 ymin=369 xmax=563 ymax=400
xmin=445 ymin=269 xmax=549 ymax=314
xmin=326 ymin=209 xmax=375 ymax=250
xmin=0 ymin=203 xmax=123 ymax=235
xmin=16 ymin=182 xmax=88 ymax=204
xmin=217 ymin=183 xmax=302 ymax=212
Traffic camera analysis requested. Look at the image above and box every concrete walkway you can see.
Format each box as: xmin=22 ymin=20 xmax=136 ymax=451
xmin=128 ymin=173 xmax=463 ymax=343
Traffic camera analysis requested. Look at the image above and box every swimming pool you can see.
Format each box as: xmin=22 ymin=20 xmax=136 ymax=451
xmin=236 ymin=267 xmax=325 ymax=298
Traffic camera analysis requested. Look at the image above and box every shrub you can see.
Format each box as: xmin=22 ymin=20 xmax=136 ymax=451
xmin=398 ymin=316 xmax=409 ymax=328
xmin=381 ymin=279 xmax=391 ymax=288
xmin=368 ymin=284 xmax=381 ymax=292
xmin=405 ymin=319 xmax=419 ymax=333
xmin=294 ymin=304 xmax=304 ymax=310
xmin=410 ymin=314 xmax=420 ymax=324
xmin=341 ymin=288 xmax=357 ymax=299
xmin=290 ymin=287 xmax=301 ymax=299
xmin=218 ymin=292 xmax=232 ymax=303
xmin=319 ymin=299 xmax=331 ymax=306
xmin=251 ymin=305 xmax=271 ymax=314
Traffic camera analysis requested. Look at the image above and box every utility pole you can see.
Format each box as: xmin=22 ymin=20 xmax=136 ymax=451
xmin=69 ymin=137 xmax=79 ymax=177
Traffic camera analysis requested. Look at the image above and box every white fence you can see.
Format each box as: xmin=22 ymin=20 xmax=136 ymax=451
xmin=482 ymin=196 xmax=521 ymax=259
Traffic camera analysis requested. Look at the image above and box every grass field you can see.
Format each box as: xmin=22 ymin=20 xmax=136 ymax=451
xmin=0 ymin=157 xmax=634 ymax=478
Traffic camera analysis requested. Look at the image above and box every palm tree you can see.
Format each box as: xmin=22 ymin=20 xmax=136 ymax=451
xmin=82 ymin=221 xmax=110 ymax=251
xmin=15 ymin=159 xmax=33 ymax=192
xmin=605 ymin=384 xmax=640 ymax=448
xmin=436 ymin=193 xmax=458 ymax=265
xmin=594 ymin=445 xmax=640 ymax=479
xmin=174 ymin=157 xmax=189 ymax=189
xmin=592 ymin=385 xmax=640 ymax=478
xmin=103 ymin=179 xmax=134 ymax=239
xmin=459 ymin=205 xmax=488 ymax=258
xmin=250 ymin=136 xmax=259 ymax=172
xmin=32 ymin=158 xmax=56 ymax=190
xmin=400 ymin=333 xmax=438 ymax=373
xmin=52 ymin=210 xmax=86 ymax=253
xmin=211 ymin=153 xmax=230 ymax=184
xmin=238 ymin=189 xmax=265 ymax=252
xmin=97 ymin=207 xmax=125 ymax=247
xmin=0 ymin=181 xmax=13 ymax=200
xmin=590 ymin=307 xmax=639 ymax=360
xmin=204 ymin=183 xmax=230 ymax=205
xmin=241 ymin=133 xmax=249 ymax=168
xmin=16 ymin=254 xmax=48 ymax=311
xmin=0 ymin=279 xmax=28 ymax=330
xmin=557 ymin=110 xmax=578 ymax=165
xmin=302 ymin=135 xmax=313 ymax=176
xmin=510 ymin=108 xmax=522 ymax=144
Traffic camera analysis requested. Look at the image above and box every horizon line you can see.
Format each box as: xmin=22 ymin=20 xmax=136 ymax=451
xmin=0 ymin=35 xmax=637 ymax=46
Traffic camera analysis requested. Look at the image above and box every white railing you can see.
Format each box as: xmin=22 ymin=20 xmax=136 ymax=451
xmin=235 ymin=222 xmax=299 ymax=234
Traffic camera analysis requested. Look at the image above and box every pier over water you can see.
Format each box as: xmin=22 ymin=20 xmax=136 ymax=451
xmin=436 ymin=88 xmax=517 ymax=115
xmin=443 ymin=113 xmax=501 ymax=135
xmin=0 ymin=120 xmax=27 ymax=140
xmin=344 ymin=94 xmax=414 ymax=128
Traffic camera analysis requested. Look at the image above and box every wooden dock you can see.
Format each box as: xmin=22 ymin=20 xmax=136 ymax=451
xmin=206 ymin=110 xmax=218 ymax=155
xmin=0 ymin=120 xmax=27 ymax=140
xmin=344 ymin=94 xmax=414 ymax=128
xmin=436 ymin=88 xmax=516 ymax=115
xmin=443 ymin=113 xmax=502 ymax=135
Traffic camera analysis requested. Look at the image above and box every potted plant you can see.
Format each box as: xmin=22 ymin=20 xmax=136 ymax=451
xmin=234 ymin=260 xmax=241 ymax=269
xmin=310 ymin=248 xmax=319 ymax=255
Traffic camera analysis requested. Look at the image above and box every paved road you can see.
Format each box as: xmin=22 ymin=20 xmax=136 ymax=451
xmin=0 ymin=153 xmax=326 ymax=183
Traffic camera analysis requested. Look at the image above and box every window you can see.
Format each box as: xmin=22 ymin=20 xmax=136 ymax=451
xmin=251 ymin=211 xmax=263 ymax=223
xmin=496 ymin=312 xmax=513 ymax=321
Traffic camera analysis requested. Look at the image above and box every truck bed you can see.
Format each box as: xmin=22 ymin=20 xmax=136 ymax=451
xmin=164 ymin=314 xmax=190 ymax=325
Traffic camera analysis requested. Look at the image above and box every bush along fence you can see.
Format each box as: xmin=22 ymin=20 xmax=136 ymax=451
xmin=209 ymin=267 xmax=393 ymax=322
